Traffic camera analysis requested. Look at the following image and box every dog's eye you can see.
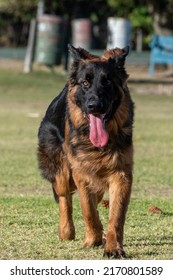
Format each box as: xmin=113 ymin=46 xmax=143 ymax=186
xmin=104 ymin=79 xmax=112 ymax=87
xmin=82 ymin=80 xmax=89 ymax=87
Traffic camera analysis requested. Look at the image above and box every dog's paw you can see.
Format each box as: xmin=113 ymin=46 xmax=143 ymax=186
xmin=84 ymin=234 xmax=103 ymax=247
xmin=103 ymin=248 xmax=126 ymax=259
xmin=84 ymin=238 xmax=103 ymax=247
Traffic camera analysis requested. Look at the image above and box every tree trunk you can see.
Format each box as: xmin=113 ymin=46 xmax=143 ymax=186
xmin=147 ymin=1 xmax=173 ymax=35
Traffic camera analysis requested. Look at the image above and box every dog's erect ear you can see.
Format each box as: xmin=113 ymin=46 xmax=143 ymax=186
xmin=104 ymin=46 xmax=129 ymax=81
xmin=114 ymin=46 xmax=129 ymax=66
xmin=68 ymin=44 xmax=99 ymax=61
xmin=104 ymin=46 xmax=129 ymax=67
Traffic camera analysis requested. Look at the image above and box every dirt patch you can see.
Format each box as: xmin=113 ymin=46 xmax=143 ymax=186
xmin=0 ymin=58 xmax=24 ymax=71
xmin=127 ymin=65 xmax=173 ymax=95
xmin=0 ymin=58 xmax=65 ymax=73
xmin=129 ymin=82 xmax=173 ymax=96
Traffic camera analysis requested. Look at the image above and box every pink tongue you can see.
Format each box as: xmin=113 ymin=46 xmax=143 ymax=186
xmin=89 ymin=114 xmax=109 ymax=147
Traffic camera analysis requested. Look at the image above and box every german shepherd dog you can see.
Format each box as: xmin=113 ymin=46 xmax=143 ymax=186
xmin=38 ymin=44 xmax=134 ymax=258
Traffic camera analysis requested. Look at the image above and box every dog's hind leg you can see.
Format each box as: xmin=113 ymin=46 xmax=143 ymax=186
xmin=53 ymin=168 xmax=75 ymax=241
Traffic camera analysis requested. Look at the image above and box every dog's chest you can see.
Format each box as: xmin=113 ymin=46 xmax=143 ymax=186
xmin=65 ymin=138 xmax=119 ymax=174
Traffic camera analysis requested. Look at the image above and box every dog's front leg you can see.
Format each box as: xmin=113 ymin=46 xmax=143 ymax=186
xmin=104 ymin=171 xmax=132 ymax=258
xmin=72 ymin=172 xmax=103 ymax=247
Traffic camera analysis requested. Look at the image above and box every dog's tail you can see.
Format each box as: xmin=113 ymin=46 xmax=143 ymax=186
xmin=52 ymin=187 xmax=59 ymax=203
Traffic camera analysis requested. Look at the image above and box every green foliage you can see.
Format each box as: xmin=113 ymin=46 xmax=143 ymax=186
xmin=1 ymin=0 xmax=173 ymax=47
xmin=129 ymin=5 xmax=153 ymax=48
xmin=0 ymin=0 xmax=38 ymax=21
xmin=129 ymin=6 xmax=152 ymax=30
xmin=107 ymin=0 xmax=134 ymax=17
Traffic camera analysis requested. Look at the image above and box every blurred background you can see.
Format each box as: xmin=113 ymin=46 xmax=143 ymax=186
xmin=0 ymin=0 xmax=173 ymax=73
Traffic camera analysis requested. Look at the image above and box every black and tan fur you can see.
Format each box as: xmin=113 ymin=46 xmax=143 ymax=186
xmin=38 ymin=44 xmax=134 ymax=258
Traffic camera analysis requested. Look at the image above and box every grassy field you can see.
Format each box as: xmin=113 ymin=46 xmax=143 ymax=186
xmin=0 ymin=69 xmax=173 ymax=260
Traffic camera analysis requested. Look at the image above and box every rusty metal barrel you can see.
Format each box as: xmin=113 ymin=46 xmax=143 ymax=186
xmin=71 ymin=18 xmax=92 ymax=49
xmin=34 ymin=15 xmax=65 ymax=66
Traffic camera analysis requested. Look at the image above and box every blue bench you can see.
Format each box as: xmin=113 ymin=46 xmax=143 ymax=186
xmin=149 ymin=35 xmax=173 ymax=75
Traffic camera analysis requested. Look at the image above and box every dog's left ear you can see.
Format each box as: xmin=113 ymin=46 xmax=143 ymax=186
xmin=68 ymin=44 xmax=98 ymax=60
xmin=108 ymin=46 xmax=129 ymax=68
xmin=103 ymin=46 xmax=129 ymax=82
xmin=116 ymin=46 xmax=129 ymax=65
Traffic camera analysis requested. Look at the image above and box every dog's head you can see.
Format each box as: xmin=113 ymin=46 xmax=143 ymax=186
xmin=68 ymin=44 xmax=130 ymax=148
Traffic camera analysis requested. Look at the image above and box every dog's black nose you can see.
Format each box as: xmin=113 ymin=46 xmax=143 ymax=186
xmin=87 ymin=99 xmax=102 ymax=112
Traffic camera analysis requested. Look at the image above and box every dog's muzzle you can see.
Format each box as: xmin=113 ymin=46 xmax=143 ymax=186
xmin=87 ymin=99 xmax=103 ymax=114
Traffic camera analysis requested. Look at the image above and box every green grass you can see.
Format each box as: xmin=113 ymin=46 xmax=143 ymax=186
xmin=0 ymin=69 xmax=173 ymax=260
xmin=0 ymin=196 xmax=173 ymax=260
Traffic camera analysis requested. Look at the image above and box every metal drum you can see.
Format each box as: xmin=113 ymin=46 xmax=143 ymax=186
xmin=71 ymin=18 xmax=92 ymax=49
xmin=107 ymin=17 xmax=131 ymax=49
xmin=34 ymin=15 xmax=65 ymax=66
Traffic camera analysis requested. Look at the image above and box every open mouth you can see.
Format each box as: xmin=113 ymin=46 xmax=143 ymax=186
xmin=83 ymin=102 xmax=113 ymax=148
xmin=87 ymin=113 xmax=108 ymax=148
xmin=84 ymin=106 xmax=112 ymax=148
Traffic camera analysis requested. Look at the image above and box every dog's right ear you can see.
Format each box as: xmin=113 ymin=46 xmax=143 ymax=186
xmin=68 ymin=44 xmax=98 ymax=60
xmin=68 ymin=44 xmax=82 ymax=60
